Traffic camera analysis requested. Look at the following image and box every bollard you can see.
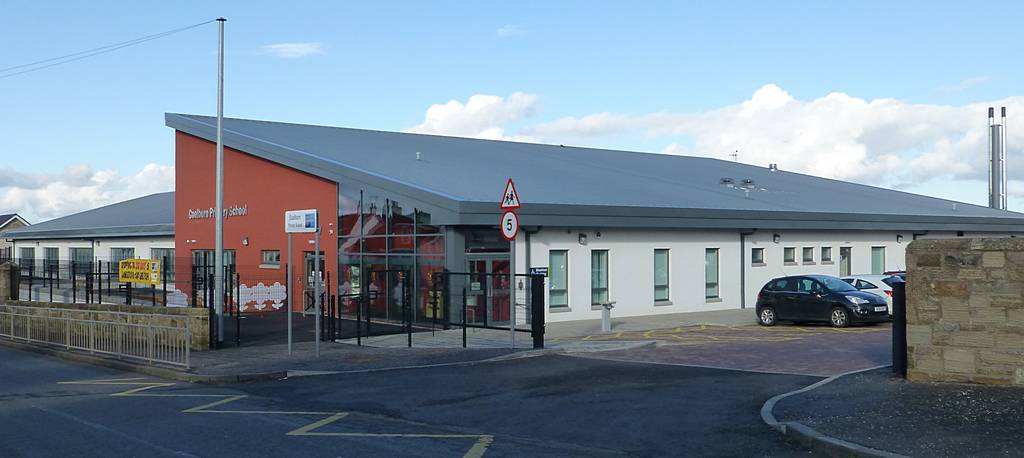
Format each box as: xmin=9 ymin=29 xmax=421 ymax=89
xmin=601 ymin=301 xmax=617 ymax=333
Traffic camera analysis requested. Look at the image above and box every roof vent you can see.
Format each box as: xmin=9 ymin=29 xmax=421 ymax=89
xmin=719 ymin=178 xmax=734 ymax=187
xmin=741 ymin=178 xmax=755 ymax=188
xmin=768 ymin=163 xmax=778 ymax=172
xmin=415 ymin=151 xmax=422 ymax=161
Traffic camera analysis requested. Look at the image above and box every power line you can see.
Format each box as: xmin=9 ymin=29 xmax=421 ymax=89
xmin=0 ymin=19 xmax=217 ymax=80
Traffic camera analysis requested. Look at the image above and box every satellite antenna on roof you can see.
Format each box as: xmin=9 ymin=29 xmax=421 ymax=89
xmin=729 ymin=150 xmax=739 ymax=162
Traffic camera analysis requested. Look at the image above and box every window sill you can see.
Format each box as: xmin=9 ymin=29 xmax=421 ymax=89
xmin=821 ymin=261 xmax=834 ymax=265
xmin=705 ymin=297 xmax=722 ymax=303
xmin=803 ymin=261 xmax=816 ymax=265
xmin=654 ymin=300 xmax=673 ymax=306
xmin=751 ymin=262 xmax=766 ymax=267
xmin=259 ymin=264 xmax=281 ymax=269
xmin=549 ymin=306 xmax=572 ymax=313
xmin=783 ymin=262 xmax=798 ymax=266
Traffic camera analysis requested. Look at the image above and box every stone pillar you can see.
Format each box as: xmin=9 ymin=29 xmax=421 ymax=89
xmin=0 ymin=262 xmax=17 ymax=301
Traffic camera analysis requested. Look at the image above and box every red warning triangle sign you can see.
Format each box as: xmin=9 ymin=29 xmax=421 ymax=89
xmin=500 ymin=178 xmax=521 ymax=210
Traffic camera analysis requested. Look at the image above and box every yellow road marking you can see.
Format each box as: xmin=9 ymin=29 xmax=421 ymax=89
xmin=60 ymin=378 xmax=494 ymax=456
xmin=181 ymin=395 xmax=249 ymax=413
xmin=285 ymin=412 xmax=352 ymax=435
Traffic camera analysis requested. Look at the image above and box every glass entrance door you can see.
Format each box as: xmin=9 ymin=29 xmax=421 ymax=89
xmin=303 ymin=251 xmax=326 ymax=313
xmin=466 ymin=256 xmax=511 ymax=326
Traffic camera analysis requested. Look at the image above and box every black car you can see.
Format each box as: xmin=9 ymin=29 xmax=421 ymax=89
xmin=756 ymin=275 xmax=889 ymax=327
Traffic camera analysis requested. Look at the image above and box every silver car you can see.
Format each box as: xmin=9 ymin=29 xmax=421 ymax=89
xmin=840 ymin=274 xmax=894 ymax=317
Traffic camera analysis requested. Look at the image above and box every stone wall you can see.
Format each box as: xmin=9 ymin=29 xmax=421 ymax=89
xmin=0 ymin=263 xmax=14 ymax=301
xmin=906 ymin=238 xmax=1024 ymax=385
xmin=0 ymin=301 xmax=210 ymax=351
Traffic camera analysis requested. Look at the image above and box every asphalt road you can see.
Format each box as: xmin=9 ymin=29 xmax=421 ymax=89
xmin=0 ymin=346 xmax=820 ymax=457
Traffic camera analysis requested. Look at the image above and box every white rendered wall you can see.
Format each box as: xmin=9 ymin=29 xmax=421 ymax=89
xmin=524 ymin=228 xmax=1024 ymax=324
xmin=12 ymin=236 xmax=176 ymax=271
xmin=526 ymin=228 xmax=741 ymax=323
xmin=742 ymin=230 xmax=911 ymax=311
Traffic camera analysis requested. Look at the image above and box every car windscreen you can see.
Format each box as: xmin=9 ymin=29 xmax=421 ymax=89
xmin=820 ymin=277 xmax=857 ymax=292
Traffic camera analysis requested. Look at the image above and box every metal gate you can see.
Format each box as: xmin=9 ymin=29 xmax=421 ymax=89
xmin=431 ymin=271 xmax=545 ymax=349
xmin=354 ymin=269 xmax=412 ymax=344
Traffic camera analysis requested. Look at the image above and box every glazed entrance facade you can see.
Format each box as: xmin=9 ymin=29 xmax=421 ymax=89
xmin=336 ymin=187 xmax=511 ymax=327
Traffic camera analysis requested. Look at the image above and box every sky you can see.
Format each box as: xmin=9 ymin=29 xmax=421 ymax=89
xmin=2 ymin=1 xmax=1024 ymax=222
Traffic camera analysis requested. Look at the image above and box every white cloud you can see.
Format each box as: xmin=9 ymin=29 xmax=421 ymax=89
xmin=405 ymin=92 xmax=540 ymax=141
xmin=261 ymin=42 xmax=324 ymax=59
xmin=496 ymin=24 xmax=527 ymax=37
xmin=0 ymin=163 xmax=174 ymax=223
xmin=519 ymin=84 xmax=1024 ymax=194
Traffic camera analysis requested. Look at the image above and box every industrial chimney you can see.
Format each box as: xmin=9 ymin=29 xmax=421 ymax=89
xmin=989 ymin=107 xmax=1008 ymax=210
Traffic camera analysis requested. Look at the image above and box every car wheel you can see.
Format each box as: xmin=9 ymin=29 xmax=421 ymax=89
xmin=758 ymin=307 xmax=777 ymax=326
xmin=830 ymin=307 xmax=850 ymax=328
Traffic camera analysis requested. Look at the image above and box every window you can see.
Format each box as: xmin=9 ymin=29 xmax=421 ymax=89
xmin=871 ymin=247 xmax=886 ymax=275
xmin=19 ymin=247 xmax=34 ymax=272
xmin=151 ymin=248 xmax=175 ymax=283
xmin=784 ymin=247 xmax=796 ymax=263
xmin=821 ymin=247 xmax=833 ymax=263
xmin=261 ymin=250 xmax=281 ymax=267
xmin=70 ymin=247 xmax=94 ymax=275
xmin=653 ymin=249 xmax=669 ymax=302
xmin=705 ymin=248 xmax=719 ymax=299
xmin=43 ymin=248 xmax=59 ymax=273
xmin=110 ymin=248 xmax=135 ymax=265
xmin=549 ymin=250 xmax=569 ymax=308
xmin=591 ymin=250 xmax=609 ymax=306
xmin=797 ymin=278 xmax=825 ymax=294
xmin=856 ymin=279 xmax=879 ymax=290
xmin=751 ymin=247 xmax=765 ymax=265
xmin=768 ymin=278 xmax=796 ymax=292
xmin=802 ymin=247 xmax=814 ymax=263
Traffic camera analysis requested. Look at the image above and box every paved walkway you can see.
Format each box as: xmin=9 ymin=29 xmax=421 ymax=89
xmin=546 ymin=308 xmax=757 ymax=338
xmin=187 ymin=340 xmax=519 ymax=377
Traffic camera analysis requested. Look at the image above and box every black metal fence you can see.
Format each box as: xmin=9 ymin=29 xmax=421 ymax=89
xmin=12 ymin=259 xmax=181 ymax=307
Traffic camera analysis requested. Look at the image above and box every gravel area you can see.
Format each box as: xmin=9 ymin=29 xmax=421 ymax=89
xmin=775 ymin=368 xmax=1024 ymax=457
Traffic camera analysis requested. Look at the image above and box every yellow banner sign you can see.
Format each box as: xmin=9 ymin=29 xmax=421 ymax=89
xmin=118 ymin=259 xmax=161 ymax=285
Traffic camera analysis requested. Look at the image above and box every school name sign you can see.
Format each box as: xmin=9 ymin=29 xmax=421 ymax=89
xmin=187 ymin=204 xmax=248 ymax=220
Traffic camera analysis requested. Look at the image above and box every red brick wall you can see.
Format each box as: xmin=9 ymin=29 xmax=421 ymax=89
xmin=174 ymin=131 xmax=338 ymax=311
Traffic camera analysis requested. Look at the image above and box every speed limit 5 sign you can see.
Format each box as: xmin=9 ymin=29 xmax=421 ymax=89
xmin=500 ymin=210 xmax=519 ymax=241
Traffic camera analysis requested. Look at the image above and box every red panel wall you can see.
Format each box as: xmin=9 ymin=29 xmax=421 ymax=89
xmin=174 ymin=131 xmax=337 ymax=311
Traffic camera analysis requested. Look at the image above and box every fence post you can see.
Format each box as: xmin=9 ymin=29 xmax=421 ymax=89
xmin=892 ymin=279 xmax=908 ymax=378
xmin=185 ymin=325 xmax=191 ymax=368
xmin=147 ymin=322 xmax=154 ymax=365
xmin=531 ymin=274 xmax=545 ymax=349
xmin=49 ymin=264 xmax=54 ymax=303
xmin=98 ymin=261 xmax=103 ymax=304
xmin=462 ymin=286 xmax=467 ymax=348
xmin=356 ymin=292 xmax=362 ymax=346
xmin=71 ymin=261 xmax=77 ymax=304
xmin=234 ymin=271 xmax=240 ymax=348
xmin=116 ymin=322 xmax=123 ymax=359
xmin=89 ymin=320 xmax=95 ymax=354
xmin=66 ymin=316 xmax=71 ymax=349
xmin=162 ymin=256 xmax=168 ymax=306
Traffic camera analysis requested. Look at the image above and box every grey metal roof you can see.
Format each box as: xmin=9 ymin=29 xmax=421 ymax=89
xmin=166 ymin=113 xmax=1024 ymax=232
xmin=2 ymin=192 xmax=174 ymax=240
